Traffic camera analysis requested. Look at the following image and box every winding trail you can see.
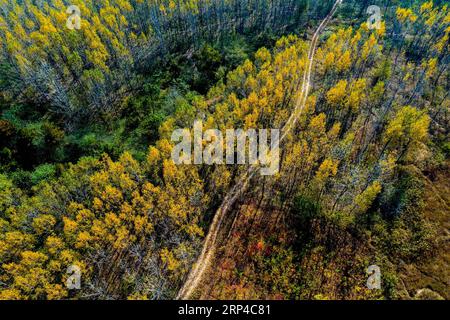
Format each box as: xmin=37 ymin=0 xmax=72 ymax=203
xmin=177 ymin=0 xmax=343 ymax=300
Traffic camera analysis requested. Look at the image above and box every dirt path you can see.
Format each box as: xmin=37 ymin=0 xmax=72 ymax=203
xmin=176 ymin=0 xmax=343 ymax=300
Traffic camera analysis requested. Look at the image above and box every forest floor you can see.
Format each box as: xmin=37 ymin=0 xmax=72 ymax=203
xmin=194 ymin=202 xmax=294 ymax=300
xmin=193 ymin=200 xmax=380 ymax=300
xmin=396 ymin=162 xmax=450 ymax=300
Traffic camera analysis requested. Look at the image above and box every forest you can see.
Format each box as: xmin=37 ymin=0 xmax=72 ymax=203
xmin=0 ymin=0 xmax=448 ymax=300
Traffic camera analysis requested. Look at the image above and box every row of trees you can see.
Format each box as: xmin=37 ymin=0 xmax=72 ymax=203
xmin=0 ymin=0 xmax=333 ymax=127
